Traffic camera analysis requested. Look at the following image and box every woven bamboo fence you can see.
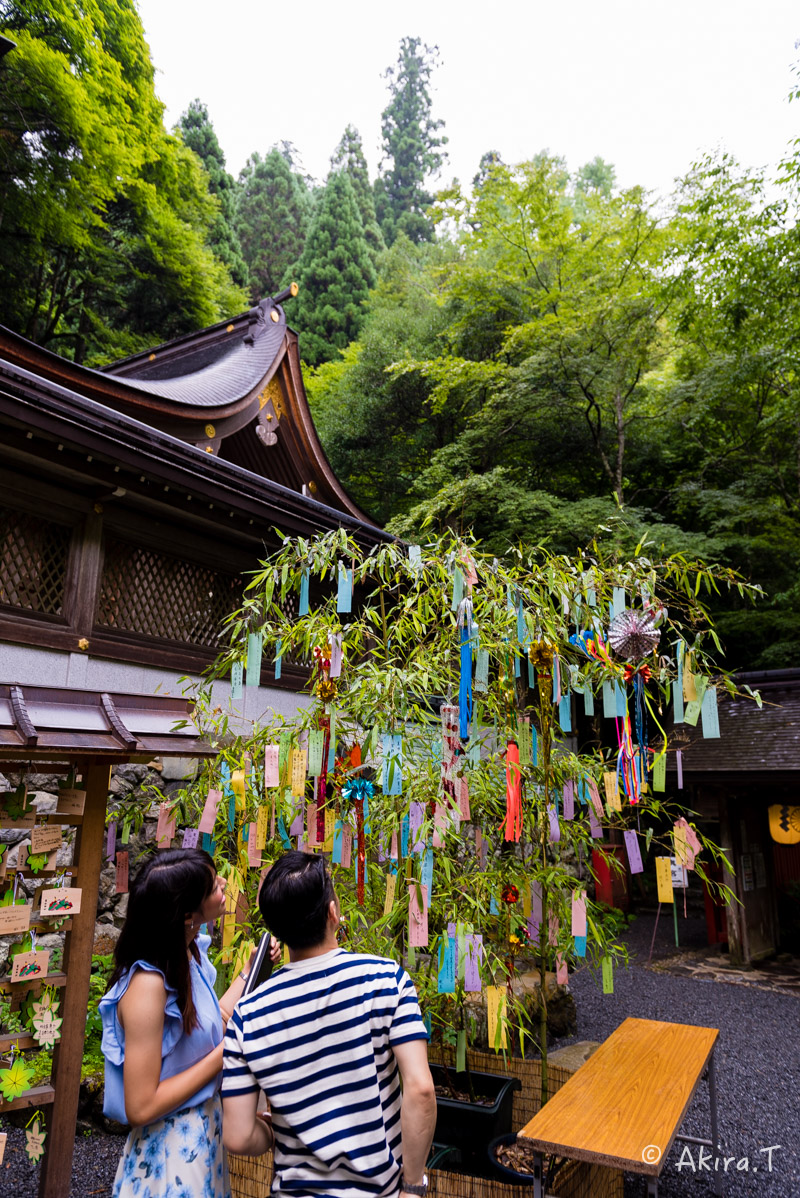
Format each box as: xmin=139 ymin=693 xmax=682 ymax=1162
xmin=229 ymin=1050 xmax=623 ymax=1198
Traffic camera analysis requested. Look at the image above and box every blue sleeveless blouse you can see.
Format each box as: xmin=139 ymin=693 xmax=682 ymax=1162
xmin=100 ymin=933 xmax=223 ymax=1124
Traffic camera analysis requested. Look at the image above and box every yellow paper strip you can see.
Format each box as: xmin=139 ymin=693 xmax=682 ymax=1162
xmin=291 ymin=750 xmax=308 ymax=797
xmin=324 ymin=808 xmax=335 ymax=852
xmin=486 ymin=984 xmax=507 ymax=1050
xmin=603 ymin=771 xmax=622 ymax=811
xmin=384 ymin=872 xmax=396 ymax=916
xmin=655 ymin=856 xmax=674 ymax=904
xmin=256 ymin=806 xmax=269 ymax=850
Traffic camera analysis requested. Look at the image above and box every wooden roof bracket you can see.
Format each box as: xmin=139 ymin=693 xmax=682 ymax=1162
xmin=9 ymin=684 xmax=37 ymax=747
xmin=100 ymin=692 xmax=139 ymax=751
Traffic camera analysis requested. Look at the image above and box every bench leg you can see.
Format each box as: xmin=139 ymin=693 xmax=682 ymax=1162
xmin=532 ymin=1153 xmax=543 ymax=1198
xmin=646 ymin=1178 xmax=658 ymax=1197
xmin=708 ymin=1050 xmax=723 ymax=1197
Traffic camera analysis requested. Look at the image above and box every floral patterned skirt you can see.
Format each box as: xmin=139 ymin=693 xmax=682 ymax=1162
xmin=112 ymin=1094 xmax=230 ymax=1198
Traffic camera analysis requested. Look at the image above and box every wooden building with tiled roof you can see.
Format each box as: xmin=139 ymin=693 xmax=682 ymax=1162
xmin=0 ymin=291 xmax=388 ymax=705
xmin=666 ymin=669 xmax=800 ymax=963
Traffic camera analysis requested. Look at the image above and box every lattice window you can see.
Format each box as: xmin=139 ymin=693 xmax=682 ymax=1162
xmin=97 ymin=537 xmax=241 ymax=648
xmin=0 ymin=506 xmax=70 ymax=616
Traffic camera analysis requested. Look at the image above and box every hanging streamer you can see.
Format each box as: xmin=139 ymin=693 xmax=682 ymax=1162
xmin=457 ymin=597 xmax=475 ymax=741
xmin=502 ymin=741 xmax=522 ymax=842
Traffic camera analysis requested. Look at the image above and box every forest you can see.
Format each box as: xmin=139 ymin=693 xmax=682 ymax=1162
xmin=1 ymin=0 xmax=799 ymax=670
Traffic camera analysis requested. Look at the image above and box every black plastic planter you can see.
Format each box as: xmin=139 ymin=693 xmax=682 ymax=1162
xmin=430 ymin=1064 xmax=521 ymax=1164
xmin=487 ymin=1133 xmax=536 ymax=1184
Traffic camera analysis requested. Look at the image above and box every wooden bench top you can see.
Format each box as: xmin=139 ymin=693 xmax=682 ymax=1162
xmin=518 ymin=1016 xmax=718 ymax=1175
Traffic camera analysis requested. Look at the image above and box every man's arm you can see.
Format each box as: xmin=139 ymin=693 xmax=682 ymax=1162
xmin=222 ymin=1090 xmax=273 ymax=1156
xmin=392 ymin=1040 xmax=436 ymax=1192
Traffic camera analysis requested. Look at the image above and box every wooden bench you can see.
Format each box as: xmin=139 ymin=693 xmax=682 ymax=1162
xmin=518 ymin=1017 xmax=722 ymax=1197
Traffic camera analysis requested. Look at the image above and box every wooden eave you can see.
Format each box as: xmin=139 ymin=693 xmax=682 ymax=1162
xmin=0 ymin=354 xmax=391 ymax=549
xmin=0 ymin=300 xmax=377 ymax=525
xmin=0 ymin=684 xmax=213 ymax=761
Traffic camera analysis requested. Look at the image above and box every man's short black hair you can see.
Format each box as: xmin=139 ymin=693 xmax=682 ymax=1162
xmin=259 ymin=850 xmax=336 ymax=950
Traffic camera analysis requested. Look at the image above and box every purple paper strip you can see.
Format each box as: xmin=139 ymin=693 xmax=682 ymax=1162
xmin=464 ymin=934 xmax=483 ymax=991
xmin=548 ymin=805 xmax=561 ymax=843
xmin=106 ymin=821 xmax=117 ymax=861
xmin=623 ymin=829 xmax=644 ymax=874
xmin=409 ymin=802 xmax=425 ymax=853
xmin=447 ymin=921 xmax=457 ymax=937
xmin=676 ymin=750 xmax=684 ymax=790
xmin=182 ymin=827 xmax=199 ymax=849
xmin=526 ymin=916 xmax=540 ymax=945
xmin=531 ymin=880 xmax=542 ymax=923
xmin=563 ymin=780 xmax=575 ymax=821
xmin=589 ymin=806 xmax=602 ymax=838
xmin=548 ymin=915 xmax=559 ymax=946
xmin=289 ymin=808 xmax=304 ymax=836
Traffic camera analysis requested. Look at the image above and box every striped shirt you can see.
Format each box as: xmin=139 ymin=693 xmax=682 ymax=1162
xmin=222 ymin=948 xmax=428 ymax=1198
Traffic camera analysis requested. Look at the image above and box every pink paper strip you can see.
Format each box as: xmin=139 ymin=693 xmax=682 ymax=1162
xmin=553 ymin=655 xmax=562 ymax=704
xmin=623 ymin=829 xmax=643 ymax=873
xmin=675 ymin=816 xmax=701 ymax=869
xmin=587 ymin=778 xmax=604 ymax=820
xmin=571 ymin=892 xmax=587 ymax=937
xmin=556 ymin=953 xmax=569 ymax=986
xmin=456 ymin=776 xmax=470 ymax=820
xmin=340 ymin=823 xmax=352 ymax=867
xmin=247 ymin=821 xmax=261 ymax=867
xmin=548 ymin=914 xmax=559 ymax=946
xmin=329 ymin=633 xmax=343 ymax=678
xmin=198 ymin=788 xmax=221 ymax=834
xmin=433 ymin=805 xmax=448 ymax=849
xmin=106 ymin=821 xmax=117 ymax=861
xmin=264 ymin=746 xmax=280 ymax=788
xmin=390 ymin=829 xmax=398 ymax=859
xmin=408 ymin=882 xmax=429 ymax=947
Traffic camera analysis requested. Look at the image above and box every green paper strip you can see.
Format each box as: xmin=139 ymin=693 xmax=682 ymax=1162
xmin=602 ymin=956 xmax=614 ymax=994
xmin=456 ymin=1029 xmax=466 ymax=1073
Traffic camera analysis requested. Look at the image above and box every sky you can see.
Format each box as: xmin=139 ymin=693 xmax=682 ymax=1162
xmin=135 ymin=0 xmax=799 ymax=199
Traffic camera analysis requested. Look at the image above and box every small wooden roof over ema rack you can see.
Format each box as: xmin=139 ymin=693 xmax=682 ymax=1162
xmin=0 ymin=683 xmax=213 ymax=765
xmin=0 ymin=686 xmax=214 ymax=1198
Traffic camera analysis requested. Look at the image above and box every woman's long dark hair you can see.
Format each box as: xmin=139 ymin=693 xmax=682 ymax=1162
xmin=108 ymin=848 xmax=216 ymax=1034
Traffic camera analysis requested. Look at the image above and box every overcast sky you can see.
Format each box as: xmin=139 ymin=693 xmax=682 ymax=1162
xmin=135 ymin=0 xmax=799 ymax=199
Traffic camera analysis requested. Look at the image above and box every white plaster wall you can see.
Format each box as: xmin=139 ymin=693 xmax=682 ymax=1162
xmin=0 ymin=642 xmax=311 ymax=738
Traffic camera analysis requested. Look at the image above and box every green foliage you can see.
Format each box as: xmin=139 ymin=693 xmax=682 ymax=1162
xmin=374 ymin=36 xmax=447 ymax=245
xmin=188 ymin=529 xmax=750 ymax=1087
xmin=234 ymin=148 xmax=312 ymax=302
xmin=304 ymin=238 xmax=454 ymax=521
xmin=178 ymin=98 xmax=248 ymax=288
xmin=0 ymin=0 xmax=248 ymax=362
xmin=330 ymin=125 xmax=385 ymax=266
xmin=290 ymin=170 xmax=377 ymax=367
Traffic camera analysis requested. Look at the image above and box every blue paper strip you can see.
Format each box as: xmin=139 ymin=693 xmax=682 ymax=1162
xmin=332 ymin=819 xmax=344 ymax=864
xmin=382 ymin=733 xmax=403 ymax=795
xmin=437 ymin=937 xmax=456 ymax=993
xmin=574 ymin=935 xmax=587 ymax=958
xmin=275 ymin=637 xmax=282 ymax=680
xmin=559 ymin=693 xmax=572 ymax=732
xmin=246 ymin=632 xmax=263 ymax=688
xmin=231 ymin=660 xmax=243 ymax=700
xmin=299 ymin=570 xmax=310 ymax=617
xmin=421 ymin=844 xmax=434 ymax=896
xmin=337 ymin=563 xmax=353 ymax=613
xmin=277 ymin=817 xmax=291 ymax=849
xmin=401 ymin=815 xmax=410 ymax=857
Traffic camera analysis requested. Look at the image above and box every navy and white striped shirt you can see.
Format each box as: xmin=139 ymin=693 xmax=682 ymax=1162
xmin=222 ymin=948 xmax=428 ymax=1198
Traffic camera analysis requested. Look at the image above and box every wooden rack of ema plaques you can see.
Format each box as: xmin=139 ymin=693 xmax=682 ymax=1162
xmin=0 ymin=684 xmax=214 ymax=1198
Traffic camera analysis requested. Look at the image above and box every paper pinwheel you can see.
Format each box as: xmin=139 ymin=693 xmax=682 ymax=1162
xmin=607 ymin=609 xmax=661 ymax=661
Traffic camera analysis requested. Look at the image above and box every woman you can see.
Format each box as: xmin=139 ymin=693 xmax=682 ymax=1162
xmin=100 ymin=847 xmax=277 ymax=1198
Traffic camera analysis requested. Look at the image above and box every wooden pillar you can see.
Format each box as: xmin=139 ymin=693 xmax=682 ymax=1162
xmin=719 ymin=793 xmax=744 ymax=965
xmin=38 ymin=762 xmax=110 ymax=1198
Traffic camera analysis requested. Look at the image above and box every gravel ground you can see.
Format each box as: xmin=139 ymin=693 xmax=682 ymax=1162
xmin=554 ymin=909 xmax=800 ymax=1197
xmin=4 ymin=909 xmax=798 ymax=1197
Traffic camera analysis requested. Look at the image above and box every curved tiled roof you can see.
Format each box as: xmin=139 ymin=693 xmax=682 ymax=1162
xmin=101 ymin=297 xmax=287 ymax=408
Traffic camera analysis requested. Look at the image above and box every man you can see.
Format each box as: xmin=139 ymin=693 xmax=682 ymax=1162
xmin=222 ymin=850 xmax=437 ymax=1198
